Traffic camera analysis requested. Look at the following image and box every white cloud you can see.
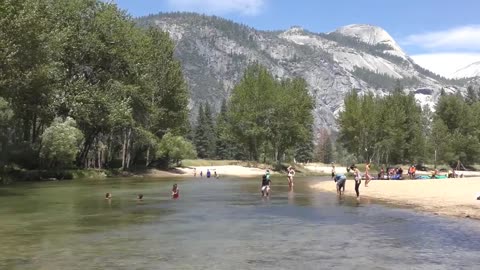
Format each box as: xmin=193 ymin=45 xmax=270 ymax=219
xmin=166 ymin=0 xmax=265 ymax=16
xmin=403 ymin=25 xmax=480 ymax=51
xmin=411 ymin=53 xmax=480 ymax=78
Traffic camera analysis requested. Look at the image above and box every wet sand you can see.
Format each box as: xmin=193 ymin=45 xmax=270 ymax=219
xmin=312 ymin=178 xmax=480 ymax=219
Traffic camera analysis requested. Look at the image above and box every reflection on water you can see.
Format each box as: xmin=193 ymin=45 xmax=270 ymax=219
xmin=1 ymin=177 xmax=480 ymax=269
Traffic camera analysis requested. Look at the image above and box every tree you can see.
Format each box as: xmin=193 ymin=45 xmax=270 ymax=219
xmin=203 ymin=102 xmax=217 ymax=157
xmin=466 ymin=85 xmax=478 ymax=105
xmin=0 ymin=98 xmax=13 ymax=181
xmin=194 ymin=104 xmax=209 ymax=158
xmin=215 ymin=99 xmax=234 ymax=159
xmin=227 ymin=64 xmax=314 ymax=162
xmin=295 ymin=125 xmax=314 ymax=163
xmin=39 ymin=117 xmax=84 ymax=169
xmin=157 ymin=132 xmax=197 ymax=166
xmin=0 ymin=0 xmax=191 ymax=173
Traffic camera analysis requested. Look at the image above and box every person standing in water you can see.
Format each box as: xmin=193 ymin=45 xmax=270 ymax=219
xmin=172 ymin=184 xmax=180 ymax=199
xmin=333 ymin=173 xmax=347 ymax=195
xmin=193 ymin=168 xmax=197 ymax=177
xmin=261 ymin=173 xmax=271 ymax=197
xmin=206 ymin=169 xmax=211 ymax=178
xmin=200 ymin=170 xmax=203 ymax=178
xmin=364 ymin=162 xmax=372 ymax=187
xmin=351 ymin=165 xmax=361 ymax=199
xmin=287 ymin=166 xmax=295 ymax=188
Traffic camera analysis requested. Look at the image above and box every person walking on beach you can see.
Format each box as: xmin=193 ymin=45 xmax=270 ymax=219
xmin=364 ymin=162 xmax=372 ymax=187
xmin=287 ymin=166 xmax=295 ymax=188
xmin=200 ymin=170 xmax=203 ymax=178
xmin=206 ymin=169 xmax=211 ymax=178
xmin=193 ymin=168 xmax=197 ymax=177
xmin=351 ymin=165 xmax=361 ymax=199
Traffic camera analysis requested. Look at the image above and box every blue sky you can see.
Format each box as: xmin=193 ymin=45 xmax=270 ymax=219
xmin=114 ymin=0 xmax=480 ymax=77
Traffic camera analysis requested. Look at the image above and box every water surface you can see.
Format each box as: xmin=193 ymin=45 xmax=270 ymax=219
xmin=1 ymin=177 xmax=479 ymax=269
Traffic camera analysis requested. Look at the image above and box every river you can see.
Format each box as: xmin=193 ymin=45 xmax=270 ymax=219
xmin=1 ymin=176 xmax=479 ymax=269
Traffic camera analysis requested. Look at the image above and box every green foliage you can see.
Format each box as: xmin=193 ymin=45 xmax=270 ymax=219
xmin=0 ymin=98 xmax=13 ymax=181
xmin=338 ymin=89 xmax=425 ymax=165
xmin=40 ymin=117 xmax=84 ymax=168
xmin=352 ymin=67 xmax=419 ymax=90
xmin=227 ymin=63 xmax=314 ymax=162
xmin=0 ymin=0 xmax=190 ymax=173
xmin=194 ymin=104 xmax=215 ymax=158
xmin=157 ymin=132 xmax=197 ymax=166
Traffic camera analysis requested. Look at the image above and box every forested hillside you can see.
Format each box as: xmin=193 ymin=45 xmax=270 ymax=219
xmin=0 ymin=0 xmax=193 ymax=180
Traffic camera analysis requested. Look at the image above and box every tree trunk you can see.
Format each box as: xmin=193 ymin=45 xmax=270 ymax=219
xmin=146 ymin=147 xmax=150 ymax=167
xmin=125 ymin=128 xmax=132 ymax=170
xmin=78 ymin=132 xmax=96 ymax=168
xmin=121 ymin=128 xmax=127 ymax=171
xmin=31 ymin=113 xmax=37 ymax=144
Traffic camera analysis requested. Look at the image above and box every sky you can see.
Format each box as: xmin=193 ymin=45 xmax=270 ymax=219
xmin=114 ymin=0 xmax=480 ymax=78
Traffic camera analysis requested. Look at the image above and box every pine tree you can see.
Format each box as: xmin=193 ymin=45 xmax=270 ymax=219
xmin=194 ymin=104 xmax=209 ymax=158
xmin=203 ymin=102 xmax=217 ymax=158
xmin=215 ymin=99 xmax=231 ymax=159
xmin=323 ymin=136 xmax=334 ymax=163
xmin=466 ymin=85 xmax=477 ymax=104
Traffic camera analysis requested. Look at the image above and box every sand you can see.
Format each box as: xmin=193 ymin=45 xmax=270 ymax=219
xmin=145 ymin=165 xmax=270 ymax=178
xmin=312 ymin=178 xmax=480 ymax=219
xmin=303 ymin=164 xmax=347 ymax=175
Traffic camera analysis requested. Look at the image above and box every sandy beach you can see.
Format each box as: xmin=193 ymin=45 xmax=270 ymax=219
xmin=312 ymin=178 xmax=480 ymax=219
xmin=145 ymin=165 xmax=270 ymax=178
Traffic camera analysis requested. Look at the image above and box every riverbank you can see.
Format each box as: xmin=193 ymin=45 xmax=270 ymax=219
xmin=147 ymin=165 xmax=271 ymax=178
xmin=311 ymin=178 xmax=480 ymax=219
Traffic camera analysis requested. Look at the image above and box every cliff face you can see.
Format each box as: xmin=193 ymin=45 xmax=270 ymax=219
xmin=138 ymin=13 xmax=466 ymax=132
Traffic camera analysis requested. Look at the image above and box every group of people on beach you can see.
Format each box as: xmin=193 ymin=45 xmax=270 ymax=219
xmin=334 ymin=162 xmax=372 ymax=199
xmin=193 ymin=168 xmax=218 ymax=179
xmin=104 ymin=183 xmax=180 ymax=201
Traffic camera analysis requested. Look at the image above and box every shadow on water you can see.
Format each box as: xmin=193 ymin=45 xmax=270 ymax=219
xmin=1 ymin=176 xmax=480 ymax=269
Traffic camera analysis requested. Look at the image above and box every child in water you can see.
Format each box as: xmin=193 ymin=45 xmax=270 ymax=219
xmin=172 ymin=184 xmax=180 ymax=199
xmin=137 ymin=194 xmax=144 ymax=201
xmin=261 ymin=174 xmax=271 ymax=197
xmin=105 ymin=192 xmax=112 ymax=199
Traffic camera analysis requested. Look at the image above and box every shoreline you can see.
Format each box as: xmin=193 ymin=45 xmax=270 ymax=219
xmin=311 ymin=179 xmax=480 ymax=220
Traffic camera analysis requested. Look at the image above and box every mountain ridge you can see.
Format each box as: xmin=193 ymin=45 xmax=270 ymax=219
xmin=137 ymin=12 xmax=473 ymax=132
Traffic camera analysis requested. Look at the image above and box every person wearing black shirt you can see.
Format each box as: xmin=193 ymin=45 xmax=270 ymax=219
xmin=261 ymin=174 xmax=271 ymax=197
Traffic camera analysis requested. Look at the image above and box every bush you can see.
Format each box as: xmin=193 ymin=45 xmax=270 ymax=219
xmin=157 ymin=132 xmax=197 ymax=166
xmin=40 ymin=117 xmax=84 ymax=169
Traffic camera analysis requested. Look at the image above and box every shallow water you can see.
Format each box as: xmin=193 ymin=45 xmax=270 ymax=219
xmin=1 ymin=177 xmax=480 ymax=270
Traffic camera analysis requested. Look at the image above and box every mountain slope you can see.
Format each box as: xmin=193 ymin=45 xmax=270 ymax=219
xmin=137 ymin=13 xmax=466 ymax=132
xmin=452 ymin=61 xmax=480 ymax=79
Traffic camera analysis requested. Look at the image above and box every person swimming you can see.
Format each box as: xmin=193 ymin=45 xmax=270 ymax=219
xmin=105 ymin=192 xmax=112 ymax=199
xmin=172 ymin=184 xmax=179 ymax=199
xmin=137 ymin=194 xmax=144 ymax=201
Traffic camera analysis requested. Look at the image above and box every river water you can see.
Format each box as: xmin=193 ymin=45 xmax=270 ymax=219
xmin=1 ymin=176 xmax=479 ymax=270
